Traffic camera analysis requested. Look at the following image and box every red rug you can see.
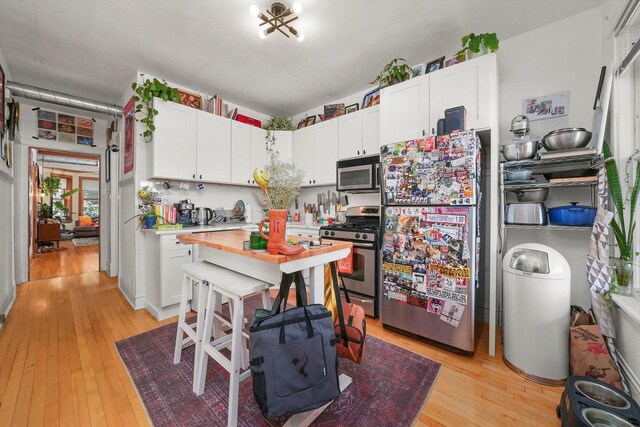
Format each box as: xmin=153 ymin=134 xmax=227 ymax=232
xmin=116 ymin=302 xmax=441 ymax=426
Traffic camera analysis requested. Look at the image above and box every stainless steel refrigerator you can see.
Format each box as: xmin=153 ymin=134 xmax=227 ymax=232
xmin=380 ymin=130 xmax=484 ymax=353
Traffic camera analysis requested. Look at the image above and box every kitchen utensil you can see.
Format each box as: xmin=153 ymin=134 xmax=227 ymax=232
xmin=505 ymin=203 xmax=547 ymax=225
xmin=541 ymin=128 xmax=592 ymax=151
xmin=194 ymin=207 xmax=213 ymax=225
xmin=501 ymin=135 xmax=539 ymax=161
xmin=543 ymin=169 xmax=597 ymax=180
xmin=548 ymin=202 xmax=596 ymax=226
xmin=510 ymin=115 xmax=530 ymax=134
xmin=213 ymin=207 xmax=226 ymax=223
xmin=504 ymin=170 xmax=533 ymax=181
xmin=513 ymin=188 xmax=549 ymax=203
xmin=295 ymin=195 xmax=299 ymax=210
xmin=232 ymin=200 xmax=245 ymax=216
xmin=592 ymin=65 xmax=613 ymax=154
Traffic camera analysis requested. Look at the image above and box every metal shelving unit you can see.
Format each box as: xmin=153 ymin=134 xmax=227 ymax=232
xmin=504 ymin=224 xmax=593 ymax=231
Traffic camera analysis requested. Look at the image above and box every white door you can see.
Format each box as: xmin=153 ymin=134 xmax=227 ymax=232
xmin=272 ymin=130 xmax=293 ymax=163
xmin=380 ymin=76 xmax=430 ymax=145
xmin=152 ymin=99 xmax=197 ymax=180
xmin=313 ymin=120 xmax=339 ymax=185
xmin=196 ymin=111 xmax=231 ymax=182
xmin=250 ymin=127 xmax=268 ymax=185
xmin=362 ymin=105 xmax=381 ymax=155
xmin=161 ymin=246 xmax=192 ymax=307
xmin=338 ymin=111 xmax=363 ymax=160
xmin=292 ymin=127 xmax=315 ymax=186
xmin=429 ymin=55 xmax=491 ymax=132
xmin=231 ymin=121 xmax=252 ymax=185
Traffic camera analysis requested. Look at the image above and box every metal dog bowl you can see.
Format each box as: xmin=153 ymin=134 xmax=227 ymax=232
xmin=581 ymin=407 xmax=634 ymax=427
xmin=575 ymin=380 xmax=631 ymax=410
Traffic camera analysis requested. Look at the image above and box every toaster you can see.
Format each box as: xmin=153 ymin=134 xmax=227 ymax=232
xmin=505 ymin=203 xmax=547 ymax=225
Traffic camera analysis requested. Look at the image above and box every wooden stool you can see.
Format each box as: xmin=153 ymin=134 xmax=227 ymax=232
xmin=193 ymin=265 xmax=271 ymax=427
xmin=173 ymin=262 xmax=215 ymax=384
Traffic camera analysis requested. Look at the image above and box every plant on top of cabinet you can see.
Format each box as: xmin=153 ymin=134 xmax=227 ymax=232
xmin=456 ymin=32 xmax=499 ymax=58
xmin=603 ymin=141 xmax=640 ymax=293
xmin=370 ymin=58 xmax=412 ymax=88
xmin=131 ymin=75 xmax=181 ymax=142
xmin=263 ymin=116 xmax=295 ymax=131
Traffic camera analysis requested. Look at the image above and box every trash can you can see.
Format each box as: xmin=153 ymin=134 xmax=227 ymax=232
xmin=503 ymin=243 xmax=571 ymax=385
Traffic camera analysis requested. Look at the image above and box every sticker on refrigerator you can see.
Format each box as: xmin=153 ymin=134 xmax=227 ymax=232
xmin=428 ymin=263 xmax=471 ymax=279
xmin=427 ymin=298 xmax=446 ymax=314
xmin=440 ymin=301 xmax=465 ymax=327
xmin=424 ymin=287 xmax=468 ymax=305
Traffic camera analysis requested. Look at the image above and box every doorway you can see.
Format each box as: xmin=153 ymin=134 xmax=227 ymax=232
xmin=29 ymin=149 xmax=101 ymax=280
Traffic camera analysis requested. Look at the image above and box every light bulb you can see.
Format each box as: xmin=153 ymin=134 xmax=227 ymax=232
xmin=292 ymin=2 xmax=302 ymax=14
xmin=259 ymin=28 xmax=267 ymax=39
xmin=249 ymin=5 xmax=260 ymax=17
xmin=296 ymin=31 xmax=304 ymax=42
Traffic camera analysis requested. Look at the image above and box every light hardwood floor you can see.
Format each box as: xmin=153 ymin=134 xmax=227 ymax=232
xmin=1 ymin=248 xmax=563 ymax=426
xmin=30 ymin=239 xmax=99 ymax=281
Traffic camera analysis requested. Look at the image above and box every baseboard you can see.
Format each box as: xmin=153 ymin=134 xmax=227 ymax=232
xmin=0 ymin=286 xmax=17 ymax=330
xmin=118 ymin=280 xmax=145 ymax=310
xmin=617 ymin=352 xmax=640 ymax=402
xmin=144 ymin=301 xmax=185 ymax=322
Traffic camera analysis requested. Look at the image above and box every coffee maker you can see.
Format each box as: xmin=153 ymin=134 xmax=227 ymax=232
xmin=175 ymin=199 xmax=195 ymax=227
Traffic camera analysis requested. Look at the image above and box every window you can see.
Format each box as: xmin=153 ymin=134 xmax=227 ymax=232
xmin=79 ymin=177 xmax=99 ymax=218
xmin=51 ymin=173 xmax=72 ymax=222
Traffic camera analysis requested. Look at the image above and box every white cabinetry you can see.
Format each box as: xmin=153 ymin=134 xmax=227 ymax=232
xmin=272 ymin=130 xmax=293 ymax=162
xmin=250 ymin=126 xmax=268 ymax=181
xmin=312 ymin=119 xmax=339 ymax=185
xmin=338 ymin=106 xmax=381 ymax=160
xmin=380 ymin=77 xmax=430 ymax=145
xmin=161 ymin=243 xmax=193 ymax=307
xmin=231 ymin=122 xmax=268 ymax=185
xmin=429 ymin=54 xmax=491 ymax=132
xmin=150 ymin=99 xmax=231 ymax=182
xmin=293 ymin=126 xmax=316 ymax=186
xmin=151 ymin=99 xmax=197 ymax=180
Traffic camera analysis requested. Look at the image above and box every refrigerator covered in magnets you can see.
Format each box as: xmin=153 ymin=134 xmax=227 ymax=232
xmin=380 ymin=130 xmax=482 ymax=353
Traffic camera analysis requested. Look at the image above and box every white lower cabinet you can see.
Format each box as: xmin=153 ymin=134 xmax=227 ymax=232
xmin=161 ymin=244 xmax=193 ymax=307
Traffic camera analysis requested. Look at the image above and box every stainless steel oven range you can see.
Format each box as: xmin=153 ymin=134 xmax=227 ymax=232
xmin=320 ymin=206 xmax=381 ymax=317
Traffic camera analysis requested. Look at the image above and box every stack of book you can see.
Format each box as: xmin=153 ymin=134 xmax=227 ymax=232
xmin=206 ymin=95 xmax=232 ymax=117
xmin=154 ymin=204 xmax=177 ymax=224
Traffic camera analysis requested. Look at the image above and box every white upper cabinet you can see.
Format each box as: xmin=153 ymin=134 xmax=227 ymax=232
xmin=362 ymin=105 xmax=381 ymax=156
xmin=272 ymin=130 xmax=293 ymax=163
xmin=313 ymin=119 xmax=339 ymax=185
xmin=292 ymin=126 xmax=315 ymax=186
xmin=250 ymin=126 xmax=268 ymax=183
xmin=338 ymin=111 xmax=363 ymax=159
xmin=196 ymin=111 xmax=231 ymax=182
xmin=380 ymin=76 xmax=430 ymax=145
xmin=429 ymin=53 xmax=492 ymax=132
xmin=231 ymin=121 xmax=252 ymax=185
xmin=151 ymin=99 xmax=197 ymax=180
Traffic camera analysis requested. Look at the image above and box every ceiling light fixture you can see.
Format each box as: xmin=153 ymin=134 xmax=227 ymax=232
xmin=250 ymin=2 xmax=304 ymax=41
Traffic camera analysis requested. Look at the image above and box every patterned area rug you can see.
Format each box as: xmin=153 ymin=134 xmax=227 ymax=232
xmin=72 ymin=237 xmax=99 ymax=246
xmin=116 ymin=300 xmax=441 ymax=426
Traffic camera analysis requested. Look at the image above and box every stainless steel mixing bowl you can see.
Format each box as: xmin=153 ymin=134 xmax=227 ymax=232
xmin=541 ymin=128 xmax=592 ymax=151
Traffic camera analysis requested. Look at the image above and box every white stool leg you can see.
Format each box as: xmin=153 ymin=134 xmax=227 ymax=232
xmin=194 ymin=283 xmax=220 ymax=395
xmin=261 ymin=289 xmax=272 ymax=310
xmin=174 ymin=274 xmax=191 ymax=364
xmin=192 ymin=280 xmax=208 ymax=374
xmin=211 ymin=291 xmax=224 ymax=339
xmin=227 ymin=295 xmax=244 ymax=427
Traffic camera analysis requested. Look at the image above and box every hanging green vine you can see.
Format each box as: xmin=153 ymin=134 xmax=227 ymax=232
xmin=131 ymin=75 xmax=181 ymax=142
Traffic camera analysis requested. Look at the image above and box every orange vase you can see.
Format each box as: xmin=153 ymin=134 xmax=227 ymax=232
xmin=258 ymin=209 xmax=304 ymax=255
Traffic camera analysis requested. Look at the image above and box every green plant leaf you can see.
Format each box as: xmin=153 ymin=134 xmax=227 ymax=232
xmin=627 ymin=158 xmax=640 ymax=240
xmin=603 ymin=141 xmax=626 ymax=239
xmin=483 ymin=33 xmax=499 ymax=51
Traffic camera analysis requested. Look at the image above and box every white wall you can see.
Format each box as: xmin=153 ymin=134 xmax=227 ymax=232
xmin=0 ymin=46 xmax=16 ymax=320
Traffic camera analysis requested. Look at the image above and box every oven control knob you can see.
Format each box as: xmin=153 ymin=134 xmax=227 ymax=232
xmin=362 ymin=234 xmax=368 ymax=240
xmin=355 ymin=233 xmax=361 ymax=239
xmin=330 ymin=231 xmax=335 ymax=236
xmin=324 ymin=231 xmax=329 ymax=236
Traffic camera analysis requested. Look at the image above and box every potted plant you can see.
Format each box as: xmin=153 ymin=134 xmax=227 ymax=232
xmin=131 ymin=75 xmax=181 ymax=142
xmin=263 ymin=116 xmax=295 ymax=132
xmin=456 ymin=32 xmax=499 ymax=59
xmin=370 ymin=58 xmax=413 ymax=88
xmin=40 ymin=176 xmax=78 ymax=222
xmin=603 ymin=141 xmax=640 ymax=294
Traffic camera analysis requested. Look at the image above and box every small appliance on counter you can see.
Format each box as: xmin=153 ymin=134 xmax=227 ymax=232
xmin=175 ymin=199 xmax=195 ymax=227
xmin=505 ymin=202 xmax=547 ymax=225
xmin=501 ymin=115 xmax=540 ymax=161
xmin=336 ymin=154 xmax=380 ymax=193
xmin=194 ymin=207 xmax=213 ymax=225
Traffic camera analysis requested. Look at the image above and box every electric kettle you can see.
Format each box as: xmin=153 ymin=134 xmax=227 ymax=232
xmin=194 ymin=207 xmax=213 ymax=225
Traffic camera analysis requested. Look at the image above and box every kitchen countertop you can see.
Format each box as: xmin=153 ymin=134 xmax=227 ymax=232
xmin=177 ymin=229 xmax=351 ymax=264
xmin=287 ymin=222 xmax=322 ymax=230
xmin=143 ymin=223 xmax=249 ymax=235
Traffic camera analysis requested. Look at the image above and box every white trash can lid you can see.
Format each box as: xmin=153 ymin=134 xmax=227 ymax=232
xmin=503 ymin=243 xmax=571 ymax=279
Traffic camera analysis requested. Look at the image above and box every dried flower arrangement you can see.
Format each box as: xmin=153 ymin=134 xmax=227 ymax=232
xmin=255 ymin=137 xmax=305 ymax=210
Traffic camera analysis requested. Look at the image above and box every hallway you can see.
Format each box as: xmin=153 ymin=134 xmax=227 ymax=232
xmin=30 ymin=240 xmax=99 ymax=281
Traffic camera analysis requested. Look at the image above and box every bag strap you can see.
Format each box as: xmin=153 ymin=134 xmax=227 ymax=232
xmin=339 ymin=268 xmax=352 ymax=304
xmin=330 ymin=262 xmax=349 ymax=347
xmin=279 ymin=271 xmax=313 ymax=344
xmin=268 ymin=271 xmax=309 ymax=316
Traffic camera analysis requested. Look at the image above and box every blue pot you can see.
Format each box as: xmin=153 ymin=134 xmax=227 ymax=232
xmin=548 ymin=203 xmax=596 ymax=226
xmin=145 ymin=215 xmax=156 ymax=229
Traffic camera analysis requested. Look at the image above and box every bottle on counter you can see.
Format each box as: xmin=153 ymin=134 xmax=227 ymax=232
xmin=293 ymin=210 xmax=300 ymax=222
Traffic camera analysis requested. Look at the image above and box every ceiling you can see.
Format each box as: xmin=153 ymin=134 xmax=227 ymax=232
xmin=0 ymin=0 xmax=603 ymax=117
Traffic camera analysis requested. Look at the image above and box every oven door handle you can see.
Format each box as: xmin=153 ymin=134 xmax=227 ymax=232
xmin=352 ymin=242 xmax=375 ymax=249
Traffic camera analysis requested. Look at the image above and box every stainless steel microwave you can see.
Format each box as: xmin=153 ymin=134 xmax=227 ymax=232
xmin=336 ymin=154 xmax=380 ymax=193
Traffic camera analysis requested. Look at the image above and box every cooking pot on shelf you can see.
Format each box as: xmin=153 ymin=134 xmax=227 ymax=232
xmin=548 ymin=202 xmax=596 ymax=227
xmin=541 ymin=128 xmax=592 ymax=151
xmin=512 ymin=188 xmax=549 ymax=203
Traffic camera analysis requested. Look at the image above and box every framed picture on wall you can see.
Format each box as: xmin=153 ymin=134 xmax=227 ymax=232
xmin=425 ymin=56 xmax=445 ymax=74
xmin=123 ymin=96 xmax=135 ymax=175
xmin=178 ymin=89 xmax=203 ymax=110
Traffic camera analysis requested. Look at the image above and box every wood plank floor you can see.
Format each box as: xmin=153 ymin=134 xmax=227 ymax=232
xmin=30 ymin=239 xmax=99 ymax=281
xmin=1 ymin=247 xmax=563 ymax=426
